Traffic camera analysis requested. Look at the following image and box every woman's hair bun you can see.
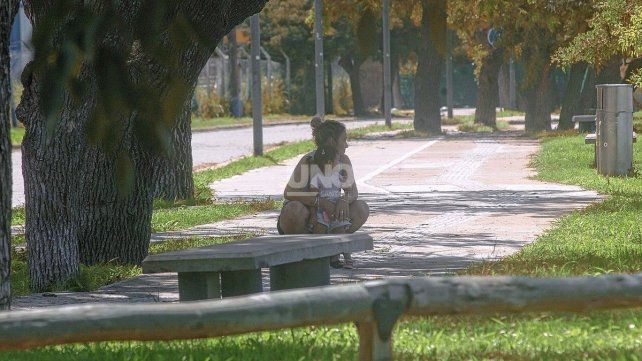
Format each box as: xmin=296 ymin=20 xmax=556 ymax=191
xmin=310 ymin=116 xmax=323 ymax=129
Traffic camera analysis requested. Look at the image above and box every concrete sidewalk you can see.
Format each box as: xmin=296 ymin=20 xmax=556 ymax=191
xmin=12 ymin=130 xmax=600 ymax=309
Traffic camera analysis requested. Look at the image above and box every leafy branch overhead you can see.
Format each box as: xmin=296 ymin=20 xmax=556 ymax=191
xmin=554 ymin=0 xmax=642 ymax=85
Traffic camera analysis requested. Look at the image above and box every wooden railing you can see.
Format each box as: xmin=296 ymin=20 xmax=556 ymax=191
xmin=1 ymin=274 xmax=642 ymax=360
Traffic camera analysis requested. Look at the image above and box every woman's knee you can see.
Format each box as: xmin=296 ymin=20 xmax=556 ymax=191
xmin=351 ymin=200 xmax=369 ymax=222
xmin=279 ymin=201 xmax=310 ymax=233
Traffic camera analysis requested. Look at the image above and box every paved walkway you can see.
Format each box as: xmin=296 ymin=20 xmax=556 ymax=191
xmin=12 ymin=128 xmax=600 ymax=310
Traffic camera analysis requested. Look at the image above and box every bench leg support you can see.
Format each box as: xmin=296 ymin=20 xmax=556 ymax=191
xmin=270 ymin=257 xmax=331 ymax=291
xmin=221 ymin=269 xmax=263 ymax=297
xmin=178 ymin=272 xmax=221 ymax=301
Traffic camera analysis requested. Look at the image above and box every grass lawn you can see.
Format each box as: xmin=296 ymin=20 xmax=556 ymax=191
xmin=441 ymin=113 xmax=511 ymax=131
xmin=10 ymin=127 xmax=24 ymax=146
xmin=6 ymin=129 xmax=641 ymax=360
xmin=151 ymin=199 xmax=275 ymax=233
xmin=191 ymin=114 xmax=310 ymax=130
xmin=10 ymin=235 xmax=243 ymax=297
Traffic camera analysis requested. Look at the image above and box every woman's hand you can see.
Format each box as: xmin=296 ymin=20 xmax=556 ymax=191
xmin=334 ymin=198 xmax=350 ymax=221
xmin=318 ymin=198 xmax=336 ymax=218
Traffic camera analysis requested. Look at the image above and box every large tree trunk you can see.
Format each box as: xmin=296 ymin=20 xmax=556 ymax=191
xmin=522 ymin=30 xmax=554 ymax=132
xmin=20 ymin=0 xmax=268 ymax=291
xmin=413 ymin=0 xmax=445 ymax=133
xmin=498 ymin=63 xmax=510 ymax=109
xmin=558 ymin=62 xmax=589 ymax=130
xmin=339 ymin=56 xmax=366 ymax=116
xmin=152 ymin=93 xmax=194 ymax=201
xmin=578 ymin=66 xmax=596 ymax=114
xmin=18 ymin=69 xmax=84 ymax=291
xmin=0 ymin=0 xmax=19 ymax=311
xmin=474 ymin=47 xmax=503 ymax=128
xmin=524 ymin=66 xmax=553 ymax=132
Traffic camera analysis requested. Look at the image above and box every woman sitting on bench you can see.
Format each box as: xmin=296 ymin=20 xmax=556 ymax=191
xmin=278 ymin=117 xmax=370 ymax=269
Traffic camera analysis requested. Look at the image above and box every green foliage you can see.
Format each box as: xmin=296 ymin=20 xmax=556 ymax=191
xmin=9 ymin=127 xmax=24 ymax=146
xmin=262 ymin=77 xmax=288 ymax=114
xmin=11 ymin=207 xmax=25 ymax=226
xmin=449 ymin=0 xmax=596 ymax=84
xmin=554 ymin=0 xmax=642 ymax=85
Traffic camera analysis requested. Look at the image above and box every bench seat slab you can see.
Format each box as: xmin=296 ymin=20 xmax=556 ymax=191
xmin=270 ymin=257 xmax=331 ymax=291
xmin=221 ymin=269 xmax=263 ymax=297
xmin=178 ymin=272 xmax=221 ymax=301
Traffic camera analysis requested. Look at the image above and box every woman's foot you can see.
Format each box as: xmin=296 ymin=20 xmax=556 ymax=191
xmin=330 ymin=255 xmax=343 ymax=269
xmin=330 ymin=260 xmax=344 ymax=269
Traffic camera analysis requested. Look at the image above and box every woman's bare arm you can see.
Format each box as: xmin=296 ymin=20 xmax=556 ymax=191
xmin=341 ymin=155 xmax=359 ymax=202
xmin=283 ymin=157 xmax=317 ymax=206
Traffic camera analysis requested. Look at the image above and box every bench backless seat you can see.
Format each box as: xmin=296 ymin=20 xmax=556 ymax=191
xmin=142 ymin=233 xmax=374 ymax=301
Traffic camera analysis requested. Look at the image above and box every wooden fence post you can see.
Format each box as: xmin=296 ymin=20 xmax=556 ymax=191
xmin=357 ymin=282 xmax=412 ymax=360
xmin=356 ymin=320 xmax=393 ymax=361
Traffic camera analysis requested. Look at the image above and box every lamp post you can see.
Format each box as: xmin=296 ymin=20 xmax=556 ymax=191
xmin=314 ymin=0 xmax=325 ymax=117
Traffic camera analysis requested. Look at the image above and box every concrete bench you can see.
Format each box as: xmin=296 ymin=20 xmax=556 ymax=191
xmin=573 ymin=115 xmax=596 ymax=133
xmin=585 ymin=132 xmax=637 ymax=144
xmin=142 ymin=233 xmax=373 ymax=301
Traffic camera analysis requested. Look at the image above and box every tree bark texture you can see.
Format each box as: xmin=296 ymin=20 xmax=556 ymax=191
xmin=558 ymin=62 xmax=589 ymax=130
xmin=0 ymin=0 xmax=19 ymax=311
xmin=339 ymin=56 xmax=366 ymax=116
xmin=413 ymin=0 xmax=445 ymax=133
xmin=522 ymin=30 xmax=554 ymax=132
xmin=474 ymin=47 xmax=503 ymax=128
xmin=524 ymin=68 xmax=553 ymax=132
xmin=498 ymin=63 xmax=510 ymax=109
xmin=19 ymin=0 xmax=268 ymax=291
xmin=152 ymin=93 xmax=195 ymax=201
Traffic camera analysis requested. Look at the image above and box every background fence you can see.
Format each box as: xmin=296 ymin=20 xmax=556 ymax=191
xmin=197 ymin=46 xmax=285 ymax=102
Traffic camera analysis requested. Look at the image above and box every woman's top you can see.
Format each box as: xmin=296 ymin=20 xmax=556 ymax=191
xmin=308 ymin=151 xmax=352 ymax=231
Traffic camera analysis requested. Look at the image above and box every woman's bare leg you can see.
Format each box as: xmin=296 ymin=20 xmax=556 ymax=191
xmin=341 ymin=200 xmax=370 ymax=267
xmin=347 ymin=200 xmax=369 ymax=233
xmin=278 ymin=201 xmax=310 ymax=234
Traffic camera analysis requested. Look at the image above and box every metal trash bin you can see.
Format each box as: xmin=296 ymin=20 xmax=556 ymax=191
xmin=595 ymin=84 xmax=634 ymax=176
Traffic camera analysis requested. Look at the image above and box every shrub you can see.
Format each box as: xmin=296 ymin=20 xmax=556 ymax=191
xmin=241 ymin=77 xmax=289 ymax=115
xmin=333 ymin=77 xmax=353 ymax=116
xmin=193 ymin=88 xmax=229 ymax=118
